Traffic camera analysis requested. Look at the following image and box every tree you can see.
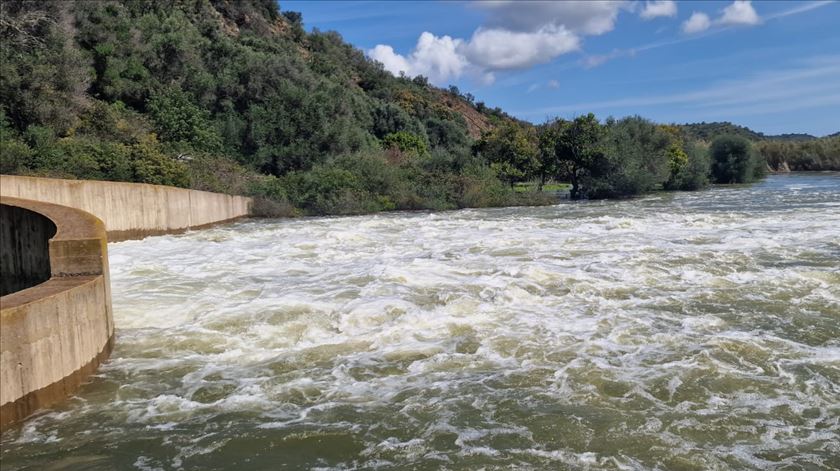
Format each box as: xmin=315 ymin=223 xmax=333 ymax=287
xmin=660 ymin=125 xmax=709 ymax=191
xmin=584 ymin=116 xmax=671 ymax=199
xmin=710 ymin=135 xmax=765 ymax=183
xmin=549 ymin=113 xmax=604 ymax=199
xmin=147 ymin=88 xmax=222 ymax=152
xmin=474 ymin=123 xmax=538 ymax=188
xmin=537 ymin=119 xmax=563 ymax=190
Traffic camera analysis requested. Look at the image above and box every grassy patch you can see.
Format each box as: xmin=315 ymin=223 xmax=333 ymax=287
xmin=513 ymin=182 xmax=571 ymax=193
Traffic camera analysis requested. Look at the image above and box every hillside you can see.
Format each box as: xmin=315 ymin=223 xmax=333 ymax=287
xmin=1 ymin=0 xmax=837 ymax=213
xmin=677 ymin=121 xmax=826 ymax=142
xmin=0 ymin=0 xmax=526 ymax=214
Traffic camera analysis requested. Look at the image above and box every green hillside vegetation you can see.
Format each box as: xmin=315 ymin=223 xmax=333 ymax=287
xmin=0 ymin=0 xmax=532 ymax=215
xmin=678 ymin=122 xmax=839 ymax=172
xmin=678 ymin=121 xmax=824 ymax=142
xmin=0 ymin=0 xmax=832 ymax=215
xmin=679 ymin=122 xmax=766 ymax=142
xmin=757 ymin=137 xmax=840 ymax=171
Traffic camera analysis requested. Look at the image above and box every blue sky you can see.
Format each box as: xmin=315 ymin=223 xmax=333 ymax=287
xmin=281 ymin=1 xmax=839 ymax=136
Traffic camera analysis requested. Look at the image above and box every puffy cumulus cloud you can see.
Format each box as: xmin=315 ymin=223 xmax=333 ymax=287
xmin=640 ymin=1 xmax=677 ymax=20
xmin=368 ymin=45 xmax=411 ymax=77
xmin=367 ymin=1 xmax=627 ymax=85
xmin=720 ymin=0 xmax=760 ymax=26
xmin=369 ymin=27 xmax=578 ymax=85
xmin=462 ymin=25 xmax=579 ymax=70
xmin=475 ymin=0 xmax=627 ymax=35
xmin=368 ymin=33 xmax=469 ymax=85
xmin=682 ymin=12 xmax=711 ymax=33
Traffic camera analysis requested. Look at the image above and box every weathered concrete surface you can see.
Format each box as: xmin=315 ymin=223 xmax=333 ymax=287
xmin=0 ymin=175 xmax=253 ymax=240
xmin=1 ymin=205 xmax=57 ymax=295
xmin=0 ymin=197 xmax=113 ymax=430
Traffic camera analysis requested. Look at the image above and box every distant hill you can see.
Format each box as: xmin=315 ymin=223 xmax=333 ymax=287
xmin=677 ymin=122 xmax=820 ymax=142
xmin=766 ymin=133 xmax=818 ymax=141
xmin=678 ymin=122 xmax=764 ymax=141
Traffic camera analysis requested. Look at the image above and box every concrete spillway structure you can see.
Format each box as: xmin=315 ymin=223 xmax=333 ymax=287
xmin=0 ymin=176 xmax=252 ymax=429
xmin=0 ymin=175 xmax=252 ymax=240
xmin=0 ymin=197 xmax=113 ymax=429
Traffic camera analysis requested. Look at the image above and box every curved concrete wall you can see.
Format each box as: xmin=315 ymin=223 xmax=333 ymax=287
xmin=0 ymin=175 xmax=252 ymax=241
xmin=0 ymin=197 xmax=113 ymax=429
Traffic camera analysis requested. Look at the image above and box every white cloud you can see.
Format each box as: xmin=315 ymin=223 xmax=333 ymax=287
xmin=640 ymin=1 xmax=677 ymax=20
xmin=719 ymin=0 xmax=760 ymax=26
xmin=370 ymin=26 xmax=578 ymax=85
xmin=368 ymin=45 xmax=411 ymax=77
xmin=682 ymin=12 xmax=711 ymax=34
xmin=474 ymin=1 xmax=627 ymax=35
xmin=368 ymin=32 xmax=470 ymax=85
xmin=682 ymin=1 xmax=761 ymax=35
xmin=547 ymin=79 xmax=560 ymax=89
xmin=462 ymin=26 xmax=579 ymax=70
xmin=369 ymin=1 xmax=610 ymax=85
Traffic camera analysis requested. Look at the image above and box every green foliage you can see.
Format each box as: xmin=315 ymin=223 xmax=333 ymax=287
xmin=147 ymin=88 xmax=222 ymax=152
xmin=382 ymin=131 xmax=428 ymax=156
xmin=665 ymin=142 xmax=710 ymax=191
xmin=678 ymin=121 xmax=821 ymax=143
xmin=540 ymin=114 xmax=604 ymax=199
xmin=0 ymin=127 xmax=32 ymax=174
xmin=474 ymin=123 xmax=539 ymax=187
xmin=662 ymin=126 xmax=710 ymax=191
xmin=128 ymin=135 xmax=189 ymax=187
xmin=584 ymin=116 xmax=671 ymax=199
xmin=757 ymin=137 xmax=840 ymax=171
xmin=678 ymin=121 xmax=764 ymax=142
xmin=710 ymin=135 xmax=765 ymax=184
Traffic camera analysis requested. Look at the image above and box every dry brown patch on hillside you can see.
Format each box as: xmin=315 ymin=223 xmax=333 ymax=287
xmin=435 ymin=91 xmax=493 ymax=139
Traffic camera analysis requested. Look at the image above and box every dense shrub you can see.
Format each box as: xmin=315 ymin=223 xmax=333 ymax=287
xmin=583 ymin=116 xmax=670 ymax=199
xmin=382 ymin=131 xmax=428 ymax=156
xmin=710 ymin=135 xmax=765 ymax=184
xmin=664 ymin=142 xmax=710 ymax=191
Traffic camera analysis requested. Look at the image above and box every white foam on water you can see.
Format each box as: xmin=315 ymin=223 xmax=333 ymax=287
xmin=2 ymin=174 xmax=839 ymax=469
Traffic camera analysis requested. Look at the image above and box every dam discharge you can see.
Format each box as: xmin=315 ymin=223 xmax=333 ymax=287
xmin=2 ymin=173 xmax=838 ymax=469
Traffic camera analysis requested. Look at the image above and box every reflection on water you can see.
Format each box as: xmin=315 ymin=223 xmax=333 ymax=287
xmin=2 ymin=173 xmax=839 ymax=470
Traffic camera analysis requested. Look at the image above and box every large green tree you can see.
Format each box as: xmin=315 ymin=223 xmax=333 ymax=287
xmin=474 ymin=123 xmax=538 ymax=188
xmin=545 ymin=113 xmax=604 ymax=199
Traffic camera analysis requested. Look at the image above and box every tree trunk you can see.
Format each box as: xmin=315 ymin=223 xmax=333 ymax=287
xmin=569 ymin=174 xmax=580 ymax=200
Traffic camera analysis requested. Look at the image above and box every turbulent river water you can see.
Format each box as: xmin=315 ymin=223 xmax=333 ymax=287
xmin=2 ymin=173 xmax=839 ymax=470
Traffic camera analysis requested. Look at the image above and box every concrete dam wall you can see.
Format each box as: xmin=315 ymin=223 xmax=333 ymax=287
xmin=0 ymin=197 xmax=113 ymax=429
xmin=0 ymin=177 xmax=253 ymax=429
xmin=0 ymin=175 xmax=253 ymax=241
